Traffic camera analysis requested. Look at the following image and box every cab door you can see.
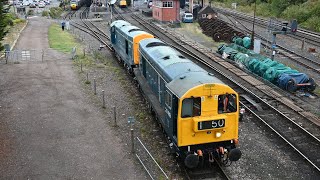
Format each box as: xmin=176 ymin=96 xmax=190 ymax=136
xmin=158 ymin=76 xmax=165 ymax=107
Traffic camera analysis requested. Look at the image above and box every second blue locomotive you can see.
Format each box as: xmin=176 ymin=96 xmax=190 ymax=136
xmin=110 ymin=20 xmax=242 ymax=168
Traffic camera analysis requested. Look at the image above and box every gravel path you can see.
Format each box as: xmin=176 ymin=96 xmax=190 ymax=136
xmin=0 ymin=16 xmax=148 ymax=179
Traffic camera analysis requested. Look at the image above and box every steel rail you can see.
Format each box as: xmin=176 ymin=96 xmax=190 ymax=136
xmin=220 ymin=10 xmax=320 ymax=73
xmin=130 ymin=14 xmax=320 ymax=172
xmin=212 ymin=7 xmax=320 ymax=46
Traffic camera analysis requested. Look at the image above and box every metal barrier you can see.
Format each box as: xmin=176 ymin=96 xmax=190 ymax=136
xmin=1 ymin=49 xmax=70 ymax=63
xmin=135 ymin=137 xmax=169 ymax=180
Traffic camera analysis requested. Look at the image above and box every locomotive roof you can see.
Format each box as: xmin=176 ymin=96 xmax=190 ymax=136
xmin=110 ymin=20 xmax=130 ymax=28
xmin=120 ymin=25 xmax=151 ymax=38
xmin=167 ymin=71 xmax=224 ymax=98
xmin=139 ymin=38 xmax=224 ymax=97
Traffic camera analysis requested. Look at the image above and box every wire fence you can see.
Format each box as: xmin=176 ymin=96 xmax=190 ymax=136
xmin=135 ymin=137 xmax=169 ymax=180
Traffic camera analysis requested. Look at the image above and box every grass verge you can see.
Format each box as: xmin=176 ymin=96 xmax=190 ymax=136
xmin=1 ymin=20 xmax=27 ymax=50
xmin=48 ymin=23 xmax=80 ymax=53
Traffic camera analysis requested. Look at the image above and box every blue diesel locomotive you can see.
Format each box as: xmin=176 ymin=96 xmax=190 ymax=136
xmin=110 ymin=20 xmax=242 ymax=168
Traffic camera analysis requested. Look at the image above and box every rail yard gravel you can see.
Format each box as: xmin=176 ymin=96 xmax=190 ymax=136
xmin=84 ymin=11 xmax=320 ymax=178
xmin=2 ymin=9 xmax=319 ymax=179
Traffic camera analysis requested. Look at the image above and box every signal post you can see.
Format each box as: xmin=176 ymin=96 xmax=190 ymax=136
xmin=271 ymin=19 xmax=298 ymax=60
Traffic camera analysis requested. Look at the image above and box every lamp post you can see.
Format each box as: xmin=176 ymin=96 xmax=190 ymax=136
xmin=250 ymin=1 xmax=256 ymax=50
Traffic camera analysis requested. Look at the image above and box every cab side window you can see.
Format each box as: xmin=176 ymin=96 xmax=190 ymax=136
xmin=181 ymin=97 xmax=201 ymax=118
xmin=218 ymin=94 xmax=237 ymax=114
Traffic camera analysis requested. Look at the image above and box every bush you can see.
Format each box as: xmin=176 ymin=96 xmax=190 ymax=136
xmin=256 ymin=3 xmax=274 ymax=17
xmin=12 ymin=19 xmax=26 ymax=25
xmin=310 ymin=2 xmax=320 ymax=16
xmin=301 ymin=16 xmax=320 ymax=32
xmin=49 ymin=7 xmax=63 ymax=19
xmin=42 ymin=10 xmax=50 ymax=17
xmin=4 ymin=12 xmax=18 ymax=26
xmin=281 ymin=5 xmax=310 ymax=23
xmin=27 ymin=9 xmax=34 ymax=16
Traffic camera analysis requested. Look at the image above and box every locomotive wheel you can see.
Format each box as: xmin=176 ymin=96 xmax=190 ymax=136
xmin=286 ymin=78 xmax=298 ymax=92
xmin=228 ymin=149 xmax=242 ymax=161
xmin=306 ymin=78 xmax=317 ymax=92
xmin=185 ymin=154 xmax=199 ymax=169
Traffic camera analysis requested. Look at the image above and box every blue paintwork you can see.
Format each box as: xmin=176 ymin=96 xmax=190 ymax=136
xmin=139 ymin=38 xmax=224 ymax=98
xmin=110 ymin=20 xmax=151 ymax=67
xmin=110 ymin=20 xmax=130 ymax=44
xmin=138 ymin=38 xmax=224 ymax=140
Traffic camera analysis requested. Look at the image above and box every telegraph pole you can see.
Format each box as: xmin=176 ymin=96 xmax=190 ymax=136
xmin=250 ymin=1 xmax=257 ymax=50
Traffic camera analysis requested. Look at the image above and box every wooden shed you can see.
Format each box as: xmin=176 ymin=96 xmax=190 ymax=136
xmin=197 ymin=5 xmax=217 ymax=20
xmin=152 ymin=0 xmax=180 ymax=22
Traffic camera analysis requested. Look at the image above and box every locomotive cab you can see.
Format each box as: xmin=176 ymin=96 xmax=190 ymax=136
xmin=167 ymin=81 xmax=242 ymax=168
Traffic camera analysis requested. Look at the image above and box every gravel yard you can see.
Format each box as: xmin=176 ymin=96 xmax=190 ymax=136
xmin=1 ymin=7 xmax=319 ymax=179
xmin=87 ymin=11 xmax=320 ymax=178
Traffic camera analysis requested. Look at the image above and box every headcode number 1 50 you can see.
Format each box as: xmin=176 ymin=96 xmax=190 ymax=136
xmin=212 ymin=119 xmax=225 ymax=128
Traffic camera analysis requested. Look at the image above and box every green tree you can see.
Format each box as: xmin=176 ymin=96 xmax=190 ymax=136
xmin=0 ymin=0 xmax=9 ymax=51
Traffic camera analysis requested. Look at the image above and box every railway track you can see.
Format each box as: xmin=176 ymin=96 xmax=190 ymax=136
xmin=222 ymin=12 xmax=320 ymax=74
xmin=66 ymin=6 xmax=320 ymax=177
xmin=216 ymin=9 xmax=320 ymax=75
xmin=183 ymin=161 xmax=230 ymax=180
xmin=213 ymin=7 xmax=320 ymax=47
xmin=111 ymin=10 xmax=320 ymax=173
xmin=68 ymin=7 xmax=112 ymax=50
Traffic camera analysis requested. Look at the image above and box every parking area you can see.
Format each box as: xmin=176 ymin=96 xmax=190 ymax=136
xmin=8 ymin=0 xmax=61 ymax=16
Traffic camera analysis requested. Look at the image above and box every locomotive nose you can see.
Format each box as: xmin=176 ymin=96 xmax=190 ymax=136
xmin=184 ymin=154 xmax=199 ymax=169
xmin=228 ymin=148 xmax=242 ymax=161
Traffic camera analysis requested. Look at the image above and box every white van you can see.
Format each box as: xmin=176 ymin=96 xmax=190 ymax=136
xmin=182 ymin=12 xmax=193 ymax=23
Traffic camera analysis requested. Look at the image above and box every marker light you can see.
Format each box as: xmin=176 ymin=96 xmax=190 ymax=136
xmin=216 ymin=132 xmax=222 ymax=138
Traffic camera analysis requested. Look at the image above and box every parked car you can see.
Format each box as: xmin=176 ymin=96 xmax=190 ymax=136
xmin=13 ymin=0 xmax=19 ymax=5
xmin=29 ymin=2 xmax=36 ymax=7
xmin=182 ymin=12 xmax=193 ymax=23
xmin=23 ymin=0 xmax=30 ymax=6
xmin=7 ymin=0 xmax=14 ymax=5
xmin=147 ymin=0 xmax=152 ymax=8
xmin=38 ymin=1 xmax=45 ymax=7
xmin=16 ymin=1 xmax=24 ymax=7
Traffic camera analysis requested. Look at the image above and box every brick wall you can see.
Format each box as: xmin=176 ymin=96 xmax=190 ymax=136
xmin=152 ymin=0 xmax=180 ymax=22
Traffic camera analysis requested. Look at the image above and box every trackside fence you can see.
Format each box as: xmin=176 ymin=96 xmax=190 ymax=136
xmin=135 ymin=137 xmax=169 ymax=180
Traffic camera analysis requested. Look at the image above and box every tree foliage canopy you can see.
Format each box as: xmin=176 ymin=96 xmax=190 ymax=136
xmin=213 ymin=0 xmax=320 ymax=31
xmin=0 ymin=0 xmax=9 ymax=51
